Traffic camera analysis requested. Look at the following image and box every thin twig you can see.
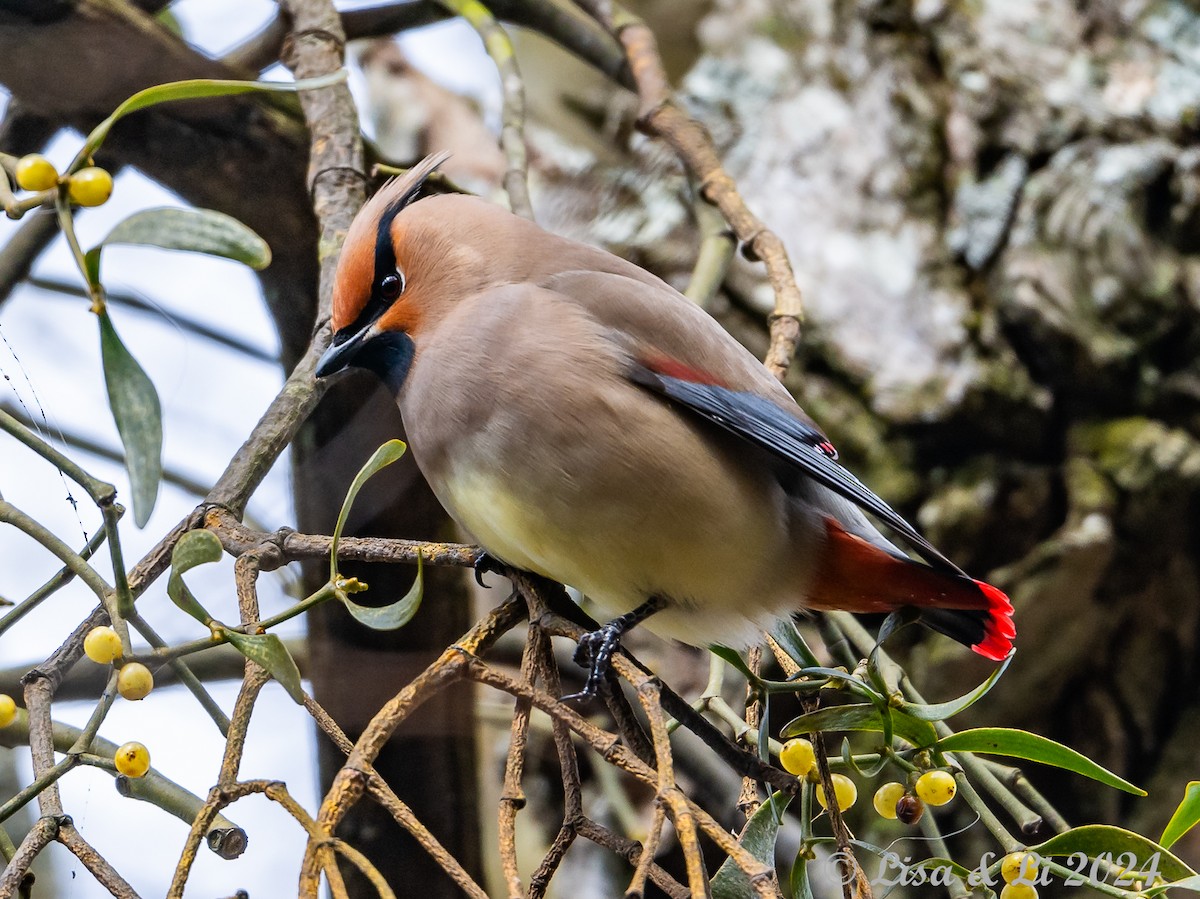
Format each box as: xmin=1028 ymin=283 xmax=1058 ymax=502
xmin=302 ymin=692 xmax=489 ymax=898
xmin=0 ymin=500 xmax=113 ymax=608
xmin=169 ymin=780 xmax=274 ymax=899
xmin=127 ymin=611 xmax=231 ymax=735
xmin=538 ymin=608 xmax=798 ymax=796
xmin=0 ymin=816 xmax=56 ymax=897
xmin=738 ymin=645 xmax=763 ymax=822
xmin=0 ymin=207 xmax=57 ymax=307
xmin=207 ymin=506 xmax=480 ymax=570
xmin=302 ymin=595 xmax=526 ymax=895
xmin=576 ymin=815 xmax=688 ymax=899
xmin=0 ymin=753 xmax=76 ymax=825
xmin=21 ymin=673 xmax=63 ymax=817
xmin=0 ymin=526 xmax=107 ymax=638
xmin=218 ymin=667 xmax=271 ymax=787
xmin=25 ymin=276 xmax=278 ymax=363
xmin=466 ymin=656 xmax=778 ymax=894
xmin=362 ymin=780 xmax=488 ymax=899
xmin=498 ymin=620 xmax=538 ymax=898
xmin=585 ymin=8 xmax=805 ymax=380
xmin=67 ymin=668 xmax=118 ymax=754
xmin=526 ymin=624 xmax=582 ymax=898
xmin=636 ymin=680 xmax=708 ymax=896
xmin=812 ymin=728 xmax=871 ymax=899
xmin=330 ymin=837 xmax=397 ymax=899
xmin=57 ymin=824 xmax=140 ymax=898
xmin=168 ymin=668 xmax=270 ymax=894
xmin=436 ymin=0 xmax=533 ymax=219
xmin=625 ymin=802 xmax=666 ymax=898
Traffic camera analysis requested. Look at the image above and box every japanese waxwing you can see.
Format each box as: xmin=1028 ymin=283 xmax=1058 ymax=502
xmin=316 ymin=153 xmax=1014 ymax=693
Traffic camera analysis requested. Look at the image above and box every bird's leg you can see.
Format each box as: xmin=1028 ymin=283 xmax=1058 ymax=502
xmin=473 ymin=551 xmax=507 ymax=588
xmin=563 ymin=595 xmax=667 ymax=703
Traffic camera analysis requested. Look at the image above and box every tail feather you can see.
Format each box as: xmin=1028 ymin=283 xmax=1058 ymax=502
xmin=808 ymin=518 xmax=1015 ymax=660
xmin=965 ymin=579 xmax=1015 ymax=660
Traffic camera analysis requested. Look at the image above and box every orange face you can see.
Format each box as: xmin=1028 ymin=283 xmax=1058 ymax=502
xmin=330 ymin=211 xmax=377 ymax=333
xmin=329 ymin=153 xmax=451 ymax=338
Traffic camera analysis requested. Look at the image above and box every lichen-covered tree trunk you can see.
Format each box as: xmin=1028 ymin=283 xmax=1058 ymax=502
xmin=528 ymin=0 xmax=1200 ymax=860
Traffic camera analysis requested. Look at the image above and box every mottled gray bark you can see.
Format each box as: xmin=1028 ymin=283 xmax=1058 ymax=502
xmin=520 ymin=0 xmax=1200 ymax=864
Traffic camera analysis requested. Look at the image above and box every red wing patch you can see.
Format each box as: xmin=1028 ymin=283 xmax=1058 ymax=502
xmin=639 ymin=353 xmax=727 ymax=387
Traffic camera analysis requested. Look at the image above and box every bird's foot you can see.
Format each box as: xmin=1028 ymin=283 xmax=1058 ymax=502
xmin=473 ymin=551 xmax=506 ymax=588
xmin=561 ymin=623 xmax=624 ymax=703
xmin=560 ymin=596 xmax=667 ymax=704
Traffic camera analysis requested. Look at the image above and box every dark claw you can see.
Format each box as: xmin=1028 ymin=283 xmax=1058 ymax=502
xmin=560 ymin=596 xmax=667 ymax=703
xmin=561 ymin=623 xmax=625 ymax=704
xmin=473 ymin=552 xmax=506 ymax=588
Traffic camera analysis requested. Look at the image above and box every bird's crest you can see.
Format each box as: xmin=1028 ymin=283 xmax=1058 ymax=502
xmin=370 ymin=151 xmax=452 ymax=231
xmin=331 ymin=152 xmax=451 ymax=334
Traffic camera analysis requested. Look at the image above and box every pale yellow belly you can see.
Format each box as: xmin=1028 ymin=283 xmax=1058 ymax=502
xmin=439 ymin=466 xmax=794 ymax=647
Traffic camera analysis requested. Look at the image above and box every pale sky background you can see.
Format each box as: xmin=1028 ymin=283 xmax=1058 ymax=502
xmin=0 ymin=2 xmax=499 ymax=894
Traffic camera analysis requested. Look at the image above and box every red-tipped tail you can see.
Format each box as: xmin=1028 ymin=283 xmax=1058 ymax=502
xmin=808 ymin=517 xmax=1015 ymax=660
xmin=969 ymin=579 xmax=1015 ymax=660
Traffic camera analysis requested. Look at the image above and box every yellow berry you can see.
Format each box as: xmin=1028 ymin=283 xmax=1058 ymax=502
xmin=779 ymin=738 xmax=816 ymax=777
xmin=14 ymin=154 xmax=58 ymax=192
xmin=84 ymin=626 xmax=123 ymax=664
xmin=815 ymin=773 xmax=858 ymax=811
xmin=117 ymin=662 xmax=153 ymax=700
xmin=1002 ymin=852 xmax=1039 ymax=884
xmin=113 ymin=741 xmax=150 ymax=778
xmin=1000 ymin=881 xmax=1038 ymax=899
xmin=915 ymin=769 xmax=957 ymax=806
xmin=0 ymin=694 xmax=16 ymax=728
xmin=68 ymin=167 xmax=113 ymax=207
xmin=872 ymin=782 xmax=905 ymax=819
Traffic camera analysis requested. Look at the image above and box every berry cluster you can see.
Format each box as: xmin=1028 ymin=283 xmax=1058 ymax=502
xmin=84 ymin=625 xmax=154 ymax=777
xmin=778 ymin=737 xmax=958 ymax=823
xmin=12 ymin=154 xmax=113 ymax=206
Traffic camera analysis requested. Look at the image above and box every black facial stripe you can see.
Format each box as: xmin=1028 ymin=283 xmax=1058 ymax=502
xmin=335 ymin=213 xmax=403 ymax=342
xmin=373 ymin=197 xmax=407 ymax=289
xmin=340 ymin=158 xmax=445 ymax=340
xmin=340 ymin=201 xmax=420 ymax=338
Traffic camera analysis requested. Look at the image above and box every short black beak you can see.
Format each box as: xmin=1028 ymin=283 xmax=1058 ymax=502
xmin=315 ymin=325 xmax=371 ymax=378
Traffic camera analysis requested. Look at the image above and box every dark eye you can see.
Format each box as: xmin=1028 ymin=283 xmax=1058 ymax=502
xmin=379 ymin=271 xmax=404 ymax=301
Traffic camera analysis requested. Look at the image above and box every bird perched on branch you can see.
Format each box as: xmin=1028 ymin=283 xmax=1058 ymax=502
xmin=316 ymin=153 xmax=1014 ymax=698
